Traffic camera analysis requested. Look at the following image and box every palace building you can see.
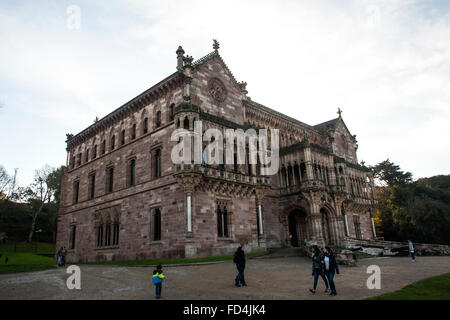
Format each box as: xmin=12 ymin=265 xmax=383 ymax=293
xmin=57 ymin=41 xmax=377 ymax=262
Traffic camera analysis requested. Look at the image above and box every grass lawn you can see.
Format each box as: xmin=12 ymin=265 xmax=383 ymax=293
xmin=0 ymin=242 xmax=56 ymax=274
xmin=84 ymin=251 xmax=268 ymax=266
xmin=0 ymin=252 xmax=56 ymax=274
xmin=368 ymin=273 xmax=450 ymax=300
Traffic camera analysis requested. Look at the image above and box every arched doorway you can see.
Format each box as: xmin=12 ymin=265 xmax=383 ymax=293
xmin=320 ymin=208 xmax=331 ymax=244
xmin=288 ymin=209 xmax=308 ymax=247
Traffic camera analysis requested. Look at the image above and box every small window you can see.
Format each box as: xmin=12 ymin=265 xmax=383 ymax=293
xmin=153 ymin=208 xmax=161 ymax=241
xmin=129 ymin=159 xmax=136 ymax=186
xmin=217 ymin=203 xmax=229 ymax=238
xmin=113 ymin=222 xmax=120 ymax=245
xmin=183 ymin=117 xmax=189 ymax=129
xmin=73 ymin=180 xmax=80 ymax=204
xmin=111 ymin=135 xmax=115 ymax=150
xmin=97 ymin=224 xmax=103 ymax=247
xmin=153 ymin=149 xmax=161 ymax=178
xmin=156 ymin=111 xmax=161 ymax=128
xmin=70 ymin=225 xmax=76 ymax=250
xmin=89 ymin=174 xmax=96 ymax=199
xmin=101 ymin=140 xmax=106 ymax=155
xmin=121 ymin=130 xmax=125 ymax=145
xmin=169 ymin=104 xmax=175 ymax=121
xmin=143 ymin=118 xmax=148 ymax=134
xmin=85 ymin=149 xmax=89 ymax=163
xmin=77 ymin=153 xmax=82 ymax=166
xmin=105 ymin=223 xmax=111 ymax=246
xmin=93 ymin=145 xmax=97 ymax=159
xmin=106 ymin=167 xmax=114 ymax=193
xmin=131 ymin=124 xmax=136 ymax=140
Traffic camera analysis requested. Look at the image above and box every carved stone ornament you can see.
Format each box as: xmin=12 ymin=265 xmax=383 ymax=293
xmin=208 ymin=78 xmax=227 ymax=103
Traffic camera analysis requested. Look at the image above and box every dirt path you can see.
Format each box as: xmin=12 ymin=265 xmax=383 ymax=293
xmin=0 ymin=255 xmax=449 ymax=300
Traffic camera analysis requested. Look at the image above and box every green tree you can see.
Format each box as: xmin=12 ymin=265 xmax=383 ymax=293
xmin=369 ymin=159 xmax=412 ymax=241
xmin=370 ymin=158 xmax=413 ymax=187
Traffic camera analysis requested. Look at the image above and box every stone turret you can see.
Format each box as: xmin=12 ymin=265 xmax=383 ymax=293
xmin=176 ymin=45 xmax=185 ymax=70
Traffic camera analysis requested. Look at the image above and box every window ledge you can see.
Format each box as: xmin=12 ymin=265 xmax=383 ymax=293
xmin=217 ymin=237 xmax=233 ymax=241
xmin=150 ymin=240 xmax=162 ymax=245
xmin=94 ymin=245 xmax=119 ymax=251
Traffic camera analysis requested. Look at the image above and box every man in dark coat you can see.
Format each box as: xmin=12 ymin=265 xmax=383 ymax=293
xmin=233 ymin=246 xmax=247 ymax=287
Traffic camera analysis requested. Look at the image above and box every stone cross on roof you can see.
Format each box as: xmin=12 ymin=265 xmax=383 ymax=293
xmin=213 ymin=39 xmax=220 ymax=51
xmin=337 ymin=107 xmax=343 ymax=118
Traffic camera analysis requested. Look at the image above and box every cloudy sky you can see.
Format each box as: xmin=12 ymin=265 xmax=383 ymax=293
xmin=0 ymin=0 xmax=449 ymax=187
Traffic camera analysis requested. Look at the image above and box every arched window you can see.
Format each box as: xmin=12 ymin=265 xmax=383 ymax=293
xmin=183 ymin=116 xmax=189 ymax=129
xmin=93 ymin=145 xmax=97 ymax=159
xmin=105 ymin=223 xmax=111 ymax=246
xmin=97 ymin=224 xmax=103 ymax=247
xmin=143 ymin=118 xmax=148 ymax=134
xmin=177 ymin=118 xmax=180 ymax=128
xmin=113 ymin=221 xmax=120 ymax=245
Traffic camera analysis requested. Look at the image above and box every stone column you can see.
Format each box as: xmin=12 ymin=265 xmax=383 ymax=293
xmin=302 ymin=190 xmax=324 ymax=245
xmin=255 ymin=187 xmax=268 ymax=248
xmin=328 ymin=155 xmax=337 ymax=185
xmin=186 ymin=192 xmax=192 ymax=233
xmin=370 ymin=210 xmax=377 ymax=239
xmin=303 ymin=147 xmax=314 ymax=180
xmin=174 ymin=172 xmax=202 ymax=237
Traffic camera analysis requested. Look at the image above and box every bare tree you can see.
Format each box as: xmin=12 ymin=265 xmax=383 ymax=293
xmin=26 ymin=165 xmax=55 ymax=242
xmin=0 ymin=165 xmax=12 ymax=197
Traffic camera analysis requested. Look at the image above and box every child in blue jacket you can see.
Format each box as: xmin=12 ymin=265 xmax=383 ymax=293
xmin=152 ymin=264 xmax=165 ymax=299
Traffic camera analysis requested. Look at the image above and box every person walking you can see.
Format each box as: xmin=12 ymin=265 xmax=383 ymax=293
xmin=57 ymin=247 xmax=63 ymax=267
xmin=233 ymin=245 xmax=247 ymax=287
xmin=61 ymin=247 xmax=67 ymax=266
xmin=309 ymin=245 xmax=329 ymax=294
xmin=323 ymin=247 xmax=339 ymax=296
xmin=152 ymin=264 xmax=165 ymax=299
xmin=408 ymin=240 xmax=416 ymax=262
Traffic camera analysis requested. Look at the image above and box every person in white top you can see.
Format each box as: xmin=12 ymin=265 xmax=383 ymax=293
xmin=408 ymin=240 xmax=416 ymax=262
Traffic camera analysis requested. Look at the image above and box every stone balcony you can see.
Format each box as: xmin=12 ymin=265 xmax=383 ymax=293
xmin=174 ymin=163 xmax=271 ymax=187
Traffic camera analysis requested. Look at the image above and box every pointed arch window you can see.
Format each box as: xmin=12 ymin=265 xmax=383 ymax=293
xmin=143 ymin=118 xmax=148 ymax=134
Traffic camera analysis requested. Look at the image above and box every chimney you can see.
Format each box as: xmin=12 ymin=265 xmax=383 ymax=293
xmin=176 ymin=46 xmax=185 ymax=70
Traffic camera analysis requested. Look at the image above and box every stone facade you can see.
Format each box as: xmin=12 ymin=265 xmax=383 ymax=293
xmin=57 ymin=42 xmax=377 ymax=263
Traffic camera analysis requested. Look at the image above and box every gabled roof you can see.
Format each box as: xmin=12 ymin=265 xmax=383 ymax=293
xmin=313 ymin=118 xmax=339 ymax=132
xmin=314 ymin=116 xmax=356 ymax=141
xmin=193 ymin=50 xmax=240 ymax=86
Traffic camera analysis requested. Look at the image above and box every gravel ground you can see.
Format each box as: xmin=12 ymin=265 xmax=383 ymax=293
xmin=0 ymin=255 xmax=449 ymax=300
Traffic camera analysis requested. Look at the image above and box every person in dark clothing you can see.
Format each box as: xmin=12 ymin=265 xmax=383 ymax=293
xmin=309 ymin=245 xmax=329 ymax=294
xmin=233 ymin=246 xmax=247 ymax=287
xmin=323 ymin=247 xmax=339 ymax=295
xmin=152 ymin=264 xmax=165 ymax=299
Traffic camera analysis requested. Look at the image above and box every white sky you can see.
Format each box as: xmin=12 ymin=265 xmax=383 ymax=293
xmin=0 ymin=0 xmax=449 ymax=187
